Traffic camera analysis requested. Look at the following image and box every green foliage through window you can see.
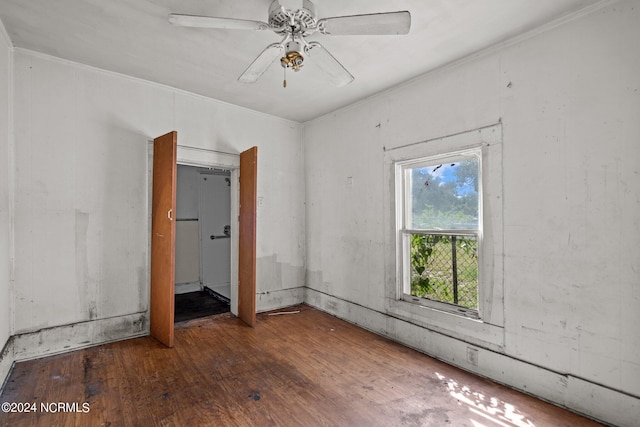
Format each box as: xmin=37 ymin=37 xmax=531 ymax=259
xmin=409 ymin=234 xmax=478 ymax=309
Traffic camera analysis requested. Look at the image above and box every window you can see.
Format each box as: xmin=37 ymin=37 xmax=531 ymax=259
xmin=384 ymin=123 xmax=504 ymax=346
xmin=398 ymin=150 xmax=481 ymax=318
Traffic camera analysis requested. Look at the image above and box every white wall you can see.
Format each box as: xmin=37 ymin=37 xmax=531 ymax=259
xmin=176 ymin=165 xmax=201 ymax=220
xmin=0 ymin=18 xmax=12 ymax=385
xmin=303 ymin=1 xmax=639 ymax=425
xmin=175 ymin=165 xmax=204 ymax=289
xmin=10 ymin=48 xmax=305 ymax=359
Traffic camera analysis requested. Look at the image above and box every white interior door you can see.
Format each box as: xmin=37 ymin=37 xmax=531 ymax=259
xmin=199 ymin=172 xmax=232 ymax=299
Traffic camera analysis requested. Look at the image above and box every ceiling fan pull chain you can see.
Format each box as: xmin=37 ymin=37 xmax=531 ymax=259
xmin=283 ymin=66 xmax=287 ymax=88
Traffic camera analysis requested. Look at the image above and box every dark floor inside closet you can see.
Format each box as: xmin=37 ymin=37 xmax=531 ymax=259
xmin=174 ymin=290 xmax=229 ymax=323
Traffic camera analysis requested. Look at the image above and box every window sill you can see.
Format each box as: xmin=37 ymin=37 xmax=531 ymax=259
xmin=402 ymin=294 xmax=480 ymax=320
xmin=386 ymin=297 xmax=505 ymax=351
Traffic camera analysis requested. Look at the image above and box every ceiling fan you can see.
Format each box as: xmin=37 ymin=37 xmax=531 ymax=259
xmin=169 ymin=0 xmax=411 ymax=87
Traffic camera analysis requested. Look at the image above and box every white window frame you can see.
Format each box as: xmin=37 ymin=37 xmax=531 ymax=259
xmin=398 ymin=149 xmax=482 ymax=319
xmin=383 ymin=123 xmax=504 ymax=350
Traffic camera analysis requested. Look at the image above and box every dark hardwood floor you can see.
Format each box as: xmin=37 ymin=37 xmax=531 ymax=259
xmin=0 ymin=305 xmax=602 ymax=426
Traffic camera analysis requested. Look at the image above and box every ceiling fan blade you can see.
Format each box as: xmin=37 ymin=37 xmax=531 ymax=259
xmin=319 ymin=11 xmax=411 ymax=35
xmin=238 ymin=43 xmax=285 ymax=83
xmin=307 ymin=42 xmax=354 ymax=87
xmin=169 ymin=14 xmax=269 ymax=31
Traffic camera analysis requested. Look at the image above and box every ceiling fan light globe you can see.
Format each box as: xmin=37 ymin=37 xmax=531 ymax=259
xmin=280 ymin=50 xmax=304 ymax=70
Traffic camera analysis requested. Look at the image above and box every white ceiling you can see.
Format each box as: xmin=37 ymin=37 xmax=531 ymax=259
xmin=0 ymin=0 xmax=603 ymax=122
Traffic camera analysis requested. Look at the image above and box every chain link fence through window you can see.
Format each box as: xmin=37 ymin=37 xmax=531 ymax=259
xmin=410 ymin=234 xmax=478 ymax=309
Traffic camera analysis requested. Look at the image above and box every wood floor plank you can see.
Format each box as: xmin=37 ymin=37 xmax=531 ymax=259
xmin=1 ymin=305 xmax=603 ymax=427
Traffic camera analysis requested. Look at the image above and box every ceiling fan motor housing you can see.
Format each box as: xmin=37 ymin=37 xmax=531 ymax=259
xmin=269 ymin=0 xmax=318 ymax=34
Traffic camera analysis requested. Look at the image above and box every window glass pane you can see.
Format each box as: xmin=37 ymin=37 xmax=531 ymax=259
xmin=409 ymin=233 xmax=478 ymax=309
xmin=408 ymin=157 xmax=479 ymax=230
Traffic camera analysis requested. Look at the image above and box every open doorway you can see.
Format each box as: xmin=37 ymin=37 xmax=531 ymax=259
xmin=150 ymin=132 xmax=256 ymax=345
xmin=174 ymin=164 xmax=231 ymax=322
